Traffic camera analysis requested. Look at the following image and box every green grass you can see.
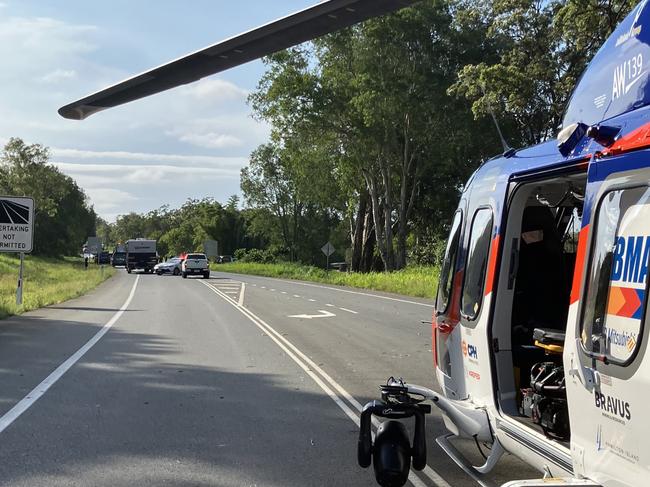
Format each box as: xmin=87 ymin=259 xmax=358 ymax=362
xmin=216 ymin=262 xmax=439 ymax=299
xmin=0 ymin=254 xmax=115 ymax=319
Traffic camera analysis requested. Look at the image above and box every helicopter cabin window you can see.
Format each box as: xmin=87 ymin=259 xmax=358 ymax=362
xmin=581 ymin=187 xmax=650 ymax=365
xmin=436 ymin=211 xmax=463 ymax=314
xmin=461 ymin=208 xmax=493 ymax=320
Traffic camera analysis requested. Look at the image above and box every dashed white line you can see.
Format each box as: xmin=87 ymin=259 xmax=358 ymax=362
xmin=281 ymin=291 xmax=287 ymax=294
xmin=308 ymin=299 xmax=316 ymax=302
xmin=325 ymin=303 xmax=335 ymax=307
xmin=270 ymin=288 xmax=276 ymax=292
xmin=339 ymin=307 xmax=358 ymax=314
xmin=0 ymin=275 xmax=141 ymax=435
xmin=293 ymin=294 xmax=301 ymax=298
xmin=198 ymin=280 xmax=448 ymax=487
xmin=225 ymin=274 xmax=434 ymax=307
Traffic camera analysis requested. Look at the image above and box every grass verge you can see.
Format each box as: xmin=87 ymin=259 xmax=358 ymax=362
xmin=215 ymin=262 xmax=439 ymax=299
xmin=0 ymin=254 xmax=115 ymax=319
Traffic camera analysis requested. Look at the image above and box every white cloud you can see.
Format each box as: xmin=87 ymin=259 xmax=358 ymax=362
xmin=175 ymin=132 xmax=243 ymax=149
xmin=41 ymin=69 xmax=77 ymax=83
xmin=181 ymin=78 xmax=248 ymax=103
xmin=51 ymin=147 xmax=246 ymax=167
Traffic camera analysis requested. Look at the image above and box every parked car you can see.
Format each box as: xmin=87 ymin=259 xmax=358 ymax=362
xmin=182 ymin=253 xmax=210 ymax=278
xmin=97 ymin=251 xmax=111 ymax=265
xmin=154 ymin=257 xmax=183 ymax=276
xmin=217 ymin=255 xmax=234 ymax=263
xmin=111 ymin=251 xmax=126 ymax=267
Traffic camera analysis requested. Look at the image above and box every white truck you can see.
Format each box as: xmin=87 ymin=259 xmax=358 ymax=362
xmin=181 ymin=253 xmax=210 ymax=279
xmin=125 ymin=239 xmax=158 ymax=274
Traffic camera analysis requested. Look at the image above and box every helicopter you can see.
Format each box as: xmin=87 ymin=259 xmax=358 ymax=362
xmin=59 ymin=1 xmax=650 ymax=486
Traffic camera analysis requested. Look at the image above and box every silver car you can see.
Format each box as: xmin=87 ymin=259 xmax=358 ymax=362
xmin=154 ymin=257 xmax=183 ymax=276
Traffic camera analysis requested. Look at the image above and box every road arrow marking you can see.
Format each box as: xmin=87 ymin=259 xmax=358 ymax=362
xmin=288 ymin=310 xmax=335 ymax=319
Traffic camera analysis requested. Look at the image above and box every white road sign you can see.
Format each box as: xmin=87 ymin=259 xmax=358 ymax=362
xmin=204 ymin=239 xmax=219 ymax=258
xmin=0 ymin=196 xmax=34 ymax=253
xmin=87 ymin=236 xmax=102 ymax=254
xmin=321 ymin=241 xmax=335 ymax=257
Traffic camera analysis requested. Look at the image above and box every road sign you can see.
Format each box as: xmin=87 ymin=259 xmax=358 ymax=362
xmin=320 ymin=241 xmax=335 ymax=257
xmin=0 ymin=196 xmax=34 ymax=253
xmin=204 ymin=239 xmax=219 ymax=258
xmin=87 ymin=236 xmax=102 ymax=254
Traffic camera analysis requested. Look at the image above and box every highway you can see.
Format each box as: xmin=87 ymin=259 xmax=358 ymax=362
xmin=0 ymin=269 xmax=538 ymax=486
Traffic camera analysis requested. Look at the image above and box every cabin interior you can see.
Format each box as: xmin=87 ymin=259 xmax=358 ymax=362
xmin=492 ymin=170 xmax=587 ymax=444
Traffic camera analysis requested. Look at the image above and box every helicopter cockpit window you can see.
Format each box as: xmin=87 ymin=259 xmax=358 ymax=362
xmin=461 ymin=208 xmax=493 ymax=320
xmin=582 ymin=187 xmax=650 ymax=365
xmin=436 ymin=211 xmax=463 ymax=314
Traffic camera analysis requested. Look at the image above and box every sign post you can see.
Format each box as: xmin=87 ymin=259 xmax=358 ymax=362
xmin=16 ymin=252 xmax=24 ymax=305
xmin=0 ymin=196 xmax=34 ymax=306
xmin=320 ymin=241 xmax=336 ymax=273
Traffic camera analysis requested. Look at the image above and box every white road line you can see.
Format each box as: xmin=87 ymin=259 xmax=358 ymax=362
xmin=225 ymin=291 xmax=238 ymax=295
xmin=293 ymin=294 xmax=301 ymax=298
xmin=222 ymin=274 xmax=434 ymax=308
xmin=308 ymin=299 xmax=316 ymax=302
xmin=238 ymin=282 xmax=246 ymax=307
xmin=326 ymin=303 xmax=335 ymax=307
xmin=0 ymin=275 xmax=140 ymax=435
xmin=261 ymin=286 xmax=266 ymax=289
xmin=198 ymin=280 xmax=450 ymax=487
xmin=270 ymin=288 xmax=276 ymax=292
xmin=339 ymin=307 xmax=358 ymax=314
xmin=281 ymin=291 xmax=287 ymax=294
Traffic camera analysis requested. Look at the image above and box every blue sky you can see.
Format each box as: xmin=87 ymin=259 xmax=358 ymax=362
xmin=0 ymin=1 xmax=316 ymax=221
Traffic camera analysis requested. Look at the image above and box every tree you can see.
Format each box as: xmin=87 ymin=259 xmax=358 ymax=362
xmin=0 ymin=138 xmax=96 ymax=256
xmin=448 ymin=0 xmax=636 ymax=145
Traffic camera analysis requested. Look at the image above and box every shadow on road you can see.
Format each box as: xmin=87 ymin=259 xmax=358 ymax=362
xmin=0 ymin=321 xmax=373 ymax=487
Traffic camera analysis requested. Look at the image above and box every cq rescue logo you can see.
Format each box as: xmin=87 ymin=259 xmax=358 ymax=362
xmin=461 ymin=340 xmax=478 ymax=360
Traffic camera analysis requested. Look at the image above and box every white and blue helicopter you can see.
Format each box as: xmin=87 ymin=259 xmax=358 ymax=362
xmin=60 ymin=1 xmax=650 ymax=486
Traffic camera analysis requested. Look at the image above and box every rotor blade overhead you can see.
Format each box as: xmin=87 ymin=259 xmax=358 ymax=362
xmin=58 ymin=0 xmax=418 ymax=120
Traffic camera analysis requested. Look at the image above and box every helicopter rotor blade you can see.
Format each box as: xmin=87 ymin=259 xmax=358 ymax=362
xmin=58 ymin=0 xmax=418 ymax=120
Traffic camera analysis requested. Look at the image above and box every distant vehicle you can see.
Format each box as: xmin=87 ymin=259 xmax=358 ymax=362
xmin=125 ymin=239 xmax=157 ymax=274
xmin=111 ymin=251 xmax=126 ymax=267
xmin=154 ymin=257 xmax=182 ymax=276
xmin=217 ymin=255 xmax=234 ymax=263
xmin=182 ymin=253 xmax=209 ymax=279
xmin=97 ymin=251 xmax=111 ymax=265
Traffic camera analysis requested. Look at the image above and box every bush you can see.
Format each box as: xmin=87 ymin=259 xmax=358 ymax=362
xmin=234 ymin=248 xmax=276 ymax=264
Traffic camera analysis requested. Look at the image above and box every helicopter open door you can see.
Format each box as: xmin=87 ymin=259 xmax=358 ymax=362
xmin=565 ymin=150 xmax=650 ymax=485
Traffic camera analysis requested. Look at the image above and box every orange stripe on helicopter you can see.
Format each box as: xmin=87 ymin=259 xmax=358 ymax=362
xmin=570 ymin=225 xmax=590 ymax=304
xmin=600 ymin=122 xmax=650 ymax=157
xmin=484 ymin=235 xmax=500 ymax=296
xmin=606 ymin=286 xmax=644 ymax=319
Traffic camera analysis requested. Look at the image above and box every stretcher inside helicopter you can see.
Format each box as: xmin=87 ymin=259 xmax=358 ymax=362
xmin=493 ymin=171 xmax=587 ymax=443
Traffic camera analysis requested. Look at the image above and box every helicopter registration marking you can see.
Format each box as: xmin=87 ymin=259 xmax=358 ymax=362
xmin=612 ymin=53 xmax=644 ymax=100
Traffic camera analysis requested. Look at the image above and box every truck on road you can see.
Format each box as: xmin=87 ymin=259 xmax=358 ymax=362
xmin=125 ymin=239 xmax=158 ymax=274
xmin=181 ymin=253 xmax=210 ymax=279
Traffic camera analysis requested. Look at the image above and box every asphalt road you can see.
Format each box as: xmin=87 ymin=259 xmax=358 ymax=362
xmin=0 ymin=269 xmax=539 ymax=486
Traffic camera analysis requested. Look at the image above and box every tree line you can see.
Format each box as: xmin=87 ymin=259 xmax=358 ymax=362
xmin=2 ymin=0 xmax=635 ymax=267
xmin=243 ymin=0 xmax=635 ymax=271
xmin=0 ymin=138 xmax=96 ymax=256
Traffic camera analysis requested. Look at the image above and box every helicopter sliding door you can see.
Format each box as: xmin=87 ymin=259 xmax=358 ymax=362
xmin=565 ymin=152 xmax=650 ymax=485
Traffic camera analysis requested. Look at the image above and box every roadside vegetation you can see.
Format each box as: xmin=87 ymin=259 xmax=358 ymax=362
xmin=0 ymin=254 xmax=114 ymax=319
xmin=2 ymin=2 xmax=633 ymax=295
xmin=216 ymin=262 xmax=439 ymax=299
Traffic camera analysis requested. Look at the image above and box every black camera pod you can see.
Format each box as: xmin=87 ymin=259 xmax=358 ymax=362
xmin=357 ymin=382 xmax=430 ymax=487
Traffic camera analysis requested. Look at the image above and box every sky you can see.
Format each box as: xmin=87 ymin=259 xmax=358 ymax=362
xmin=0 ymin=0 xmax=317 ymax=221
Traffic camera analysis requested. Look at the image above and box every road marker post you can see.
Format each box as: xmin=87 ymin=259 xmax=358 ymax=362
xmin=16 ymin=252 xmax=24 ymax=306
